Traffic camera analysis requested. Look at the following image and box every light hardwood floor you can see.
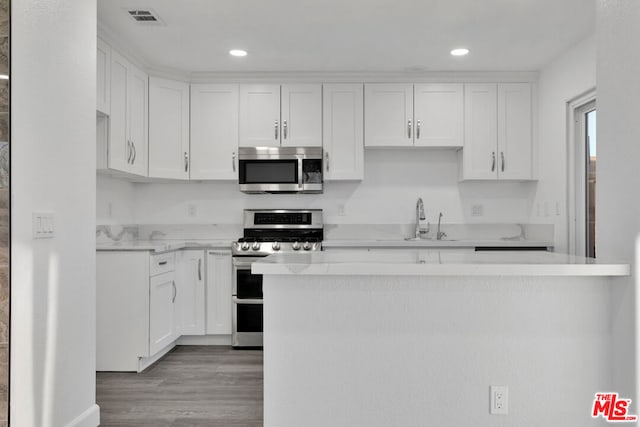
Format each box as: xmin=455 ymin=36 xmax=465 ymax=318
xmin=96 ymin=346 xmax=263 ymax=426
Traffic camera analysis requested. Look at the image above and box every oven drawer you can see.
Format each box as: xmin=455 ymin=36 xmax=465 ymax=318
xmin=150 ymin=252 xmax=175 ymax=276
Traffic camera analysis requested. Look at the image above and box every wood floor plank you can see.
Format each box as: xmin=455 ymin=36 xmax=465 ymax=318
xmin=97 ymin=346 xmax=263 ymax=426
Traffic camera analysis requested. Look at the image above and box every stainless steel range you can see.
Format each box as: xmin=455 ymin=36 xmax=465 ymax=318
xmin=231 ymin=209 xmax=323 ymax=347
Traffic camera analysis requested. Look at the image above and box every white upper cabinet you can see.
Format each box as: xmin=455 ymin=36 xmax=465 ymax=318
xmin=365 ymin=83 xmax=463 ymax=148
xmin=239 ymin=84 xmax=281 ymax=147
xmin=190 ymin=84 xmax=239 ymax=180
xmin=364 ymin=84 xmax=413 ymax=147
xmin=460 ymin=83 xmax=533 ymax=180
xmin=96 ymin=38 xmax=110 ymax=115
xmin=108 ymin=50 xmax=130 ymax=173
xmin=239 ymin=84 xmax=322 ymax=147
xmin=413 ymin=84 xmax=463 ymax=147
xmin=497 ymin=83 xmax=533 ymax=180
xmin=148 ymin=77 xmax=190 ymax=180
xmin=461 ymin=84 xmax=498 ymax=180
xmin=281 ymin=84 xmax=322 ymax=147
xmin=108 ymin=49 xmax=148 ymax=176
xmin=323 ymin=84 xmax=364 ymax=180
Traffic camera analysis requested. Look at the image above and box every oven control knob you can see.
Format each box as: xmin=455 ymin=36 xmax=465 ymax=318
xmin=303 ymin=241 xmax=312 ymax=251
xmin=292 ymin=241 xmax=301 ymax=251
xmin=252 ymin=241 xmax=261 ymax=251
xmin=272 ymin=241 xmax=281 ymax=251
xmin=241 ymin=242 xmax=250 ymax=251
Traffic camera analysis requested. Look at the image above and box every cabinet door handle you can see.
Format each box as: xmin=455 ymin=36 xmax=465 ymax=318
xmin=232 ymin=151 xmax=236 ymax=172
xmin=172 ymin=281 xmax=177 ymax=303
xmin=198 ymin=258 xmax=202 ymax=281
xmin=158 ymin=261 xmax=168 ymax=266
xmin=184 ymin=152 xmax=189 ymax=172
xmin=275 ymin=120 xmax=279 ymax=140
xmin=407 ymin=119 xmax=412 ymax=139
xmin=325 ymin=151 xmax=329 ymax=172
xmin=501 ymin=151 xmax=505 ymax=172
xmin=283 ymin=120 xmax=288 ymax=139
xmin=127 ymin=141 xmax=132 ymax=164
xmin=491 ymin=152 xmax=496 ymax=172
xmin=132 ymin=142 xmax=137 ymax=164
xmin=416 ymin=120 xmax=421 ymax=139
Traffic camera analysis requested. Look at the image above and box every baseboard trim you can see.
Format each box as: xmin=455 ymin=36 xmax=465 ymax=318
xmin=65 ymin=404 xmax=100 ymax=427
xmin=138 ymin=341 xmax=177 ymax=372
xmin=177 ymin=335 xmax=231 ymax=346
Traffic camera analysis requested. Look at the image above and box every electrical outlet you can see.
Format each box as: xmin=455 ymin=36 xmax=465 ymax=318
xmin=490 ymin=386 xmax=508 ymax=415
xmin=471 ymin=204 xmax=484 ymax=217
xmin=188 ymin=204 xmax=197 ymax=217
xmin=338 ymin=205 xmax=345 ymax=216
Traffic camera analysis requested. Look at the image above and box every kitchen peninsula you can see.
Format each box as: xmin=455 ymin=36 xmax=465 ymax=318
xmin=253 ymin=250 xmax=630 ymax=427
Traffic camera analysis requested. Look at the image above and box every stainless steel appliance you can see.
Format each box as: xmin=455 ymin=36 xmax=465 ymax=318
xmin=238 ymin=147 xmax=323 ymax=194
xmin=231 ymin=209 xmax=324 ymax=347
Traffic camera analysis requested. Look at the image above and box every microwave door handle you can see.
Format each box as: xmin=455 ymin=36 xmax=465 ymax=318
xmin=298 ymin=157 xmax=304 ymax=190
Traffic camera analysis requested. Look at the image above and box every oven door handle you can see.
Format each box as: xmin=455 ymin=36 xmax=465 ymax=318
xmin=233 ymin=297 xmax=264 ymax=305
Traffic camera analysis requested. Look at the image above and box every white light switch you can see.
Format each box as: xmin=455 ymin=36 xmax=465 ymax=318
xmin=33 ymin=212 xmax=55 ymax=239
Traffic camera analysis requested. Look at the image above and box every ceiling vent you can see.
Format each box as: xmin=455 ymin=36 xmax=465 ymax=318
xmin=127 ymin=9 xmax=164 ymax=25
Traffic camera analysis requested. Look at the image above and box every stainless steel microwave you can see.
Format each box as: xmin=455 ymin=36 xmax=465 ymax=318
xmin=238 ymin=147 xmax=323 ymax=194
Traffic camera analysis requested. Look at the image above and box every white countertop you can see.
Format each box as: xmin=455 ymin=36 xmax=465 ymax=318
xmin=96 ymin=239 xmax=233 ymax=253
xmin=322 ymin=238 xmax=553 ymax=248
xmin=252 ymin=249 xmax=630 ymax=277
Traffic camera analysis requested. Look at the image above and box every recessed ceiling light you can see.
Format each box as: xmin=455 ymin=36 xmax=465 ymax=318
xmin=229 ymin=49 xmax=248 ymax=57
xmin=450 ymin=48 xmax=470 ymax=57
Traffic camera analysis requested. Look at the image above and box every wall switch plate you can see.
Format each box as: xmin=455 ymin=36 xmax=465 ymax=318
xmin=490 ymin=385 xmax=508 ymax=415
xmin=33 ymin=212 xmax=55 ymax=239
xmin=338 ymin=205 xmax=346 ymax=216
xmin=471 ymin=204 xmax=484 ymax=217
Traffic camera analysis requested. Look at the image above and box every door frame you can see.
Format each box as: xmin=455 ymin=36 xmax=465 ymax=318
xmin=567 ymin=89 xmax=596 ymax=256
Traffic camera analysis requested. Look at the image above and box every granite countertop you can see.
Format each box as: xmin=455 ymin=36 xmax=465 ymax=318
xmin=252 ymin=249 xmax=630 ymax=277
xmin=96 ymin=239 xmax=233 ymax=253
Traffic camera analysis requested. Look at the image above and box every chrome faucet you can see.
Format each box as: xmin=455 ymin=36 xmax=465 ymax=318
xmin=415 ymin=198 xmax=428 ymax=239
xmin=436 ymin=212 xmax=447 ymax=240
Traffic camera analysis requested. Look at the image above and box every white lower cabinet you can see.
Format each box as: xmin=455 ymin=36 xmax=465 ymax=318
xmin=149 ymin=270 xmax=178 ymax=355
xmin=97 ymin=248 xmax=232 ymax=372
xmin=177 ymin=250 xmax=206 ymax=335
xmin=97 ymin=251 xmax=179 ymax=372
xmin=206 ymin=250 xmax=232 ymax=334
xmin=97 ymin=251 xmax=150 ymax=372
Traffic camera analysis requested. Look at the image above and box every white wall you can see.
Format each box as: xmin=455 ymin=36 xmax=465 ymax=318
xmin=596 ymin=0 xmax=640 ymax=404
xmin=96 ymin=175 xmax=135 ymax=225
xmin=11 ymin=0 xmax=99 ymax=426
xmin=99 ymin=150 xmax=536 ymax=226
xmin=534 ymin=35 xmax=596 ymax=254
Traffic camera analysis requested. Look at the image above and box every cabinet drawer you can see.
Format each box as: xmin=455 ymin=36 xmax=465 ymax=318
xmin=150 ymin=252 xmax=175 ymax=276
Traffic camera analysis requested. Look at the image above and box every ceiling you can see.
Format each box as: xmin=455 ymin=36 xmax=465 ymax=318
xmin=97 ymin=0 xmax=596 ymax=74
